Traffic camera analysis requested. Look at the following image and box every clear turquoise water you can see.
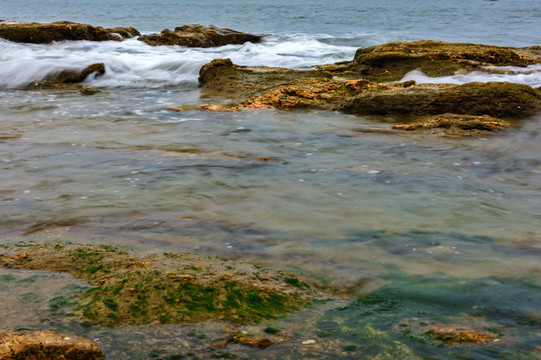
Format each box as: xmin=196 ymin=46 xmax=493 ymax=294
xmin=0 ymin=1 xmax=540 ymax=359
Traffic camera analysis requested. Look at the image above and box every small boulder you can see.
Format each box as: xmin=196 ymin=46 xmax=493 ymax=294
xmin=54 ymin=63 xmax=106 ymax=84
xmin=0 ymin=331 xmax=105 ymax=359
xmin=139 ymin=24 xmax=264 ymax=47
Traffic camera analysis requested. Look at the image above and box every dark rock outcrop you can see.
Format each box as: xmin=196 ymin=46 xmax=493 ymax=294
xmin=341 ymin=82 xmax=541 ymax=118
xmin=138 ymin=24 xmax=264 ymax=47
xmin=0 ymin=331 xmax=104 ymax=359
xmin=0 ymin=21 xmax=140 ymax=43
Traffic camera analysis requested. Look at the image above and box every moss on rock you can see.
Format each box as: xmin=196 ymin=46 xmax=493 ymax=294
xmin=0 ymin=243 xmax=317 ymax=326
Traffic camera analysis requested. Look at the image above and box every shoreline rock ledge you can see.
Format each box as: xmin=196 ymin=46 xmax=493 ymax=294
xmin=196 ymin=41 xmax=541 ymax=136
xmin=0 ymin=331 xmax=104 ymax=360
xmin=0 ymin=21 xmax=139 ymax=43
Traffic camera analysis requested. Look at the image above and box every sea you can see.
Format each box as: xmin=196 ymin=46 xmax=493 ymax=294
xmin=0 ymin=0 xmax=540 ymax=359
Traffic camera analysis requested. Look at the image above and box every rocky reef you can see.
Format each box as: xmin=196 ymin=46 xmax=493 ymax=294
xmin=0 ymin=331 xmax=104 ymax=360
xmin=0 ymin=21 xmax=262 ymax=48
xmin=138 ymin=24 xmax=265 ymax=47
xmin=197 ymin=41 xmax=541 ymax=135
xmin=0 ymin=21 xmax=139 ymax=43
xmin=198 ymin=59 xmax=541 ymax=117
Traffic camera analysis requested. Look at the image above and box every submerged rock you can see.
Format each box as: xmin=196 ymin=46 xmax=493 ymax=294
xmin=0 ymin=331 xmax=104 ymax=359
xmin=0 ymin=21 xmax=140 ymax=43
xmin=392 ymin=113 xmax=511 ymax=136
xmin=426 ymin=327 xmax=498 ymax=344
xmin=79 ymin=86 xmax=103 ymax=95
xmin=138 ymin=24 xmax=264 ymax=47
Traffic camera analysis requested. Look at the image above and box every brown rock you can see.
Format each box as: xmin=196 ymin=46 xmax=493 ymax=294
xmin=0 ymin=331 xmax=104 ymax=359
xmin=341 ymin=82 xmax=541 ymax=118
xmin=106 ymin=26 xmax=140 ymax=39
xmin=198 ymin=57 xmax=541 ymax=119
xmin=392 ymin=113 xmax=511 ymax=136
xmin=0 ymin=21 xmax=139 ymax=43
xmin=427 ymin=327 xmax=498 ymax=343
xmin=138 ymin=24 xmax=264 ymax=47
xmin=352 ymin=40 xmax=541 ymax=79
xmin=53 ymin=63 xmax=106 ymax=84
xmin=232 ymin=336 xmax=275 ymax=349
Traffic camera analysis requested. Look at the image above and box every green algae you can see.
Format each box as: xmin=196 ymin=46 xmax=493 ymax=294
xmin=315 ymin=271 xmax=541 ymax=359
xmin=0 ymin=243 xmax=316 ymax=327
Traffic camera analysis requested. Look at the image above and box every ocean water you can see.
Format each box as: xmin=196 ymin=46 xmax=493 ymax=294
xmin=0 ymin=1 xmax=541 ymax=359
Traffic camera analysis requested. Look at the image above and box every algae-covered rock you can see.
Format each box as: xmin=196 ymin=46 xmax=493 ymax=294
xmin=0 ymin=21 xmax=140 ymax=43
xmin=0 ymin=331 xmax=104 ymax=360
xmin=79 ymin=86 xmax=103 ymax=95
xmin=426 ymin=327 xmax=498 ymax=344
xmin=392 ymin=113 xmax=511 ymax=136
xmin=352 ymin=40 xmax=541 ymax=80
xmin=341 ymin=82 xmax=541 ymax=117
xmin=139 ymin=24 xmax=264 ymax=47
xmin=0 ymin=243 xmax=318 ymax=326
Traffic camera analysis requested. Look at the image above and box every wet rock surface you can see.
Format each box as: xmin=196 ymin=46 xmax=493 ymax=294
xmin=427 ymin=327 xmax=498 ymax=344
xmin=341 ymin=81 xmax=541 ymax=117
xmin=138 ymin=24 xmax=264 ymax=47
xmin=196 ymin=41 xmax=541 ymax=135
xmin=28 ymin=63 xmax=106 ymax=89
xmin=391 ymin=113 xmax=511 ymax=136
xmin=350 ymin=40 xmax=541 ymax=79
xmin=0 ymin=21 xmax=139 ymax=43
xmin=198 ymin=59 xmax=541 ymax=119
xmin=0 ymin=331 xmax=104 ymax=360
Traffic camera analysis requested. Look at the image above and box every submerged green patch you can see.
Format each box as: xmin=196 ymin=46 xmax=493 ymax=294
xmin=316 ymin=271 xmax=541 ymax=359
xmin=0 ymin=243 xmax=315 ymax=327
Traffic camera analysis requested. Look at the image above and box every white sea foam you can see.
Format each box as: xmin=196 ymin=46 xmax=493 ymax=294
xmin=400 ymin=65 xmax=541 ymax=88
xmin=0 ymin=34 xmax=356 ymax=89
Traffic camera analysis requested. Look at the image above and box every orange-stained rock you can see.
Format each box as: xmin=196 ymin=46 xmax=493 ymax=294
xmin=0 ymin=331 xmax=104 ymax=359
xmin=427 ymin=327 xmax=498 ymax=343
